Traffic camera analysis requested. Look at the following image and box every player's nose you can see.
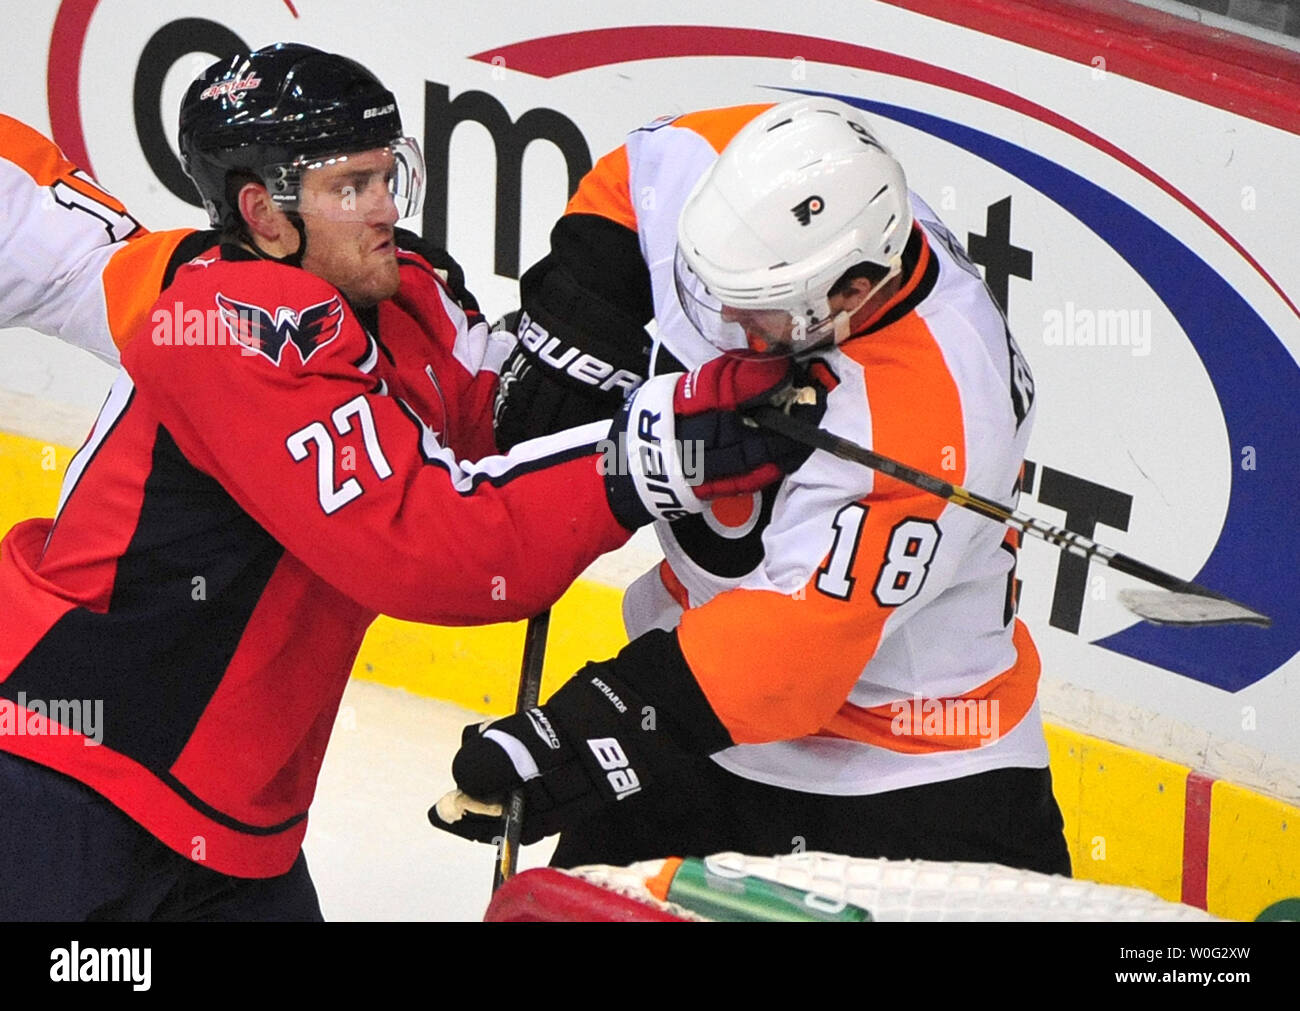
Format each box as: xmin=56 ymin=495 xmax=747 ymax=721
xmin=371 ymin=189 xmax=399 ymax=227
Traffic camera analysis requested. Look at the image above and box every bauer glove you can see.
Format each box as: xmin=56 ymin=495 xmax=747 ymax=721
xmin=602 ymin=354 xmax=815 ymax=529
xmin=429 ymin=629 xmax=731 ymax=846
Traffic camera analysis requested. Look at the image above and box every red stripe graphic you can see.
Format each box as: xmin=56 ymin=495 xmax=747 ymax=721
xmin=880 ymin=0 xmax=1300 ymax=134
xmin=47 ymin=0 xmax=100 ymax=177
xmin=1181 ymin=770 xmax=1215 ymax=909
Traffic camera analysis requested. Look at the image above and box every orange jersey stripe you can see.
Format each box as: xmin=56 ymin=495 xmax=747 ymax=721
xmin=672 ymin=104 xmax=775 ymax=153
xmin=658 ymin=558 xmax=691 ymax=611
xmin=821 ymin=618 xmax=1040 ymax=752
xmin=678 ymin=311 xmax=967 ymax=744
xmin=102 ymin=230 xmax=200 ymax=351
xmin=0 ymin=114 xmax=132 ymax=215
xmin=843 ymin=288 xmax=966 ymax=489
xmin=564 ymin=105 xmax=776 ymax=232
xmin=564 ymin=144 xmax=637 ymax=231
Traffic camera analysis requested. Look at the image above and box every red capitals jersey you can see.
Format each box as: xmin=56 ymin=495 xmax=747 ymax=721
xmin=0 ymin=241 xmax=628 ymax=877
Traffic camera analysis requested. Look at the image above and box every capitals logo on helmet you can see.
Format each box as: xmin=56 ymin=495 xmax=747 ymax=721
xmin=178 ymin=43 xmax=420 ymax=231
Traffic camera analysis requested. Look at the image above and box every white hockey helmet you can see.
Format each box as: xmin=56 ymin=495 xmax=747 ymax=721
xmin=674 ymin=97 xmax=912 ymax=356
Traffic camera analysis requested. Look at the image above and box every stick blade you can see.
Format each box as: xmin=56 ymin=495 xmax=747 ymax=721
xmin=1118 ymin=589 xmax=1271 ymax=628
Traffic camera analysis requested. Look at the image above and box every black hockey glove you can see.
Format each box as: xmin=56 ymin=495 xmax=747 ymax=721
xmin=494 ymin=252 xmax=655 ymax=452
xmin=429 ymin=631 xmax=731 ymax=846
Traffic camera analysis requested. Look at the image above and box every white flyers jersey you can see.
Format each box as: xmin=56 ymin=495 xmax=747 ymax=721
xmin=0 ymin=115 xmax=194 ymax=365
xmin=572 ymin=106 xmax=1049 ymax=795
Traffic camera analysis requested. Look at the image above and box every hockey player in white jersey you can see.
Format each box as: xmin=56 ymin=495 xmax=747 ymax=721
xmin=434 ymin=97 xmax=1071 ymax=876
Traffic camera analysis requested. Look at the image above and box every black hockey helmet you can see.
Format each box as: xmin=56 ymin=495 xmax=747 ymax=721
xmin=178 ymin=42 xmax=423 ymax=231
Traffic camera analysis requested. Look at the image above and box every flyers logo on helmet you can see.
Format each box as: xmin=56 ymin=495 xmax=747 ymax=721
xmin=215 ymin=293 xmax=345 ymax=366
xmin=791 ymin=195 xmax=824 ymax=226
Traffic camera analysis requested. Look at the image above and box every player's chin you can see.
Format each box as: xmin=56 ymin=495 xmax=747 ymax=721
xmin=342 ymin=262 xmax=401 ymax=307
xmin=368 ymin=257 xmax=402 ymax=301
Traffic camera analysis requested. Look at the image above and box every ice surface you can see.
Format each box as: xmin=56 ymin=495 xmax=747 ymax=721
xmin=304 ymin=678 xmax=556 ymax=922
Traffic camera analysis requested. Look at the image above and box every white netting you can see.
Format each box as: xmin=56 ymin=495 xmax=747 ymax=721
xmin=567 ymin=851 xmax=1219 ymax=922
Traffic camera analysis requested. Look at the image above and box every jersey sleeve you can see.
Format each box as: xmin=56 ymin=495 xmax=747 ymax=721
xmin=0 ymin=114 xmax=198 ymax=362
xmin=390 ymin=250 xmax=508 ymax=463
xmin=121 ymin=259 xmax=630 ymax=626
xmin=492 ymin=143 xmax=659 ymax=452
xmin=564 ymin=143 xmax=638 ymax=231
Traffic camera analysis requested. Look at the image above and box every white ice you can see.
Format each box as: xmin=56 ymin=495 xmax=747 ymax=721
xmin=304 ymin=677 xmax=557 ymax=922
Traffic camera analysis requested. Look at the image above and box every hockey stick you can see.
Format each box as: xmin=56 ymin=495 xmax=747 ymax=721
xmin=492 ymin=608 xmax=551 ymax=892
xmin=747 ymin=404 xmax=1271 ymax=628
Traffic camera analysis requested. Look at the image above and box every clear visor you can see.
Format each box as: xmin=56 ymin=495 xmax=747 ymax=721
xmin=265 ymin=136 xmax=425 ymax=222
xmin=673 ymin=246 xmax=899 ymax=358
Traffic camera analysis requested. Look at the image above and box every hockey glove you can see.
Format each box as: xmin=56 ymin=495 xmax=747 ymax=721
xmin=603 ymin=354 xmax=806 ymax=529
xmin=430 ymin=630 xmax=731 ymax=846
xmin=494 ymin=264 xmax=655 ymax=451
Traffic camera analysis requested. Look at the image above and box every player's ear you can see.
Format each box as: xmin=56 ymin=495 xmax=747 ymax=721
xmin=237 ymin=180 xmax=296 ymax=248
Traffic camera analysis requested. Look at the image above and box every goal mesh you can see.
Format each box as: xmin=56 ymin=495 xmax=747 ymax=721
xmin=486 ymin=851 xmax=1218 ymax=922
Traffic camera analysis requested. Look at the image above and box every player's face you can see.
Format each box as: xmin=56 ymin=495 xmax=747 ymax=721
xmin=719 ymin=305 xmax=797 ymax=354
xmin=716 ymin=272 xmax=902 ymax=354
xmin=297 ymin=148 xmax=401 ymax=306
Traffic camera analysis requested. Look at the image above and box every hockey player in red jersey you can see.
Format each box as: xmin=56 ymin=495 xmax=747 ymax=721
xmin=431 ymin=98 xmax=1071 ymax=877
xmin=0 ymin=47 xmax=811 ymax=920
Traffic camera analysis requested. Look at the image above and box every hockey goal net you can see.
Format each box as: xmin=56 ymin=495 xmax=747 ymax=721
xmin=484 ymin=851 xmax=1218 ymax=922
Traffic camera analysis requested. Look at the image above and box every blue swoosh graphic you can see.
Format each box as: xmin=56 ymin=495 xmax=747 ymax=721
xmin=799 ymin=91 xmax=1299 ymax=691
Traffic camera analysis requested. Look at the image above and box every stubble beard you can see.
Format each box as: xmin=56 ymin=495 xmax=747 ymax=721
xmin=306 ymin=245 xmax=401 ymax=308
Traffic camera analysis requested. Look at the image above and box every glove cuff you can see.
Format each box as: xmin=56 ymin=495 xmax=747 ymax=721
xmin=607 ymin=629 xmax=734 ymax=754
xmin=604 ymin=373 xmax=704 ymax=529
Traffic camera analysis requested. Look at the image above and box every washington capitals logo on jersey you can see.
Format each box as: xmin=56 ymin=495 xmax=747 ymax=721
xmin=215 ymin=293 xmax=345 ymax=366
xmin=791 ymin=195 xmax=824 ymax=226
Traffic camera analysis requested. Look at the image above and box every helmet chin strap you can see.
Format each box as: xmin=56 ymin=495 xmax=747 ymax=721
xmin=832 ymin=264 xmax=904 ymax=344
xmin=832 ymin=309 xmax=855 ymax=345
xmin=246 ymin=213 xmax=309 ymax=268
xmin=284 ymin=213 xmax=309 ymax=268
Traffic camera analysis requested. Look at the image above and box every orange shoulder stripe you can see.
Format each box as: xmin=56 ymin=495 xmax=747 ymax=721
xmin=838 ymin=306 xmax=966 ymax=493
xmin=103 ymin=230 xmax=203 ymax=351
xmin=0 ymin=114 xmax=132 ymax=216
xmin=564 ymin=105 xmax=776 ymax=231
xmin=670 ymin=104 xmax=774 ymax=153
xmin=564 ymin=144 xmax=637 ymax=230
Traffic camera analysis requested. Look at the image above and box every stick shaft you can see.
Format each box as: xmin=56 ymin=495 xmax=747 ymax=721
xmin=749 ymin=406 xmax=1235 ymax=603
xmin=492 ymin=609 xmax=550 ymax=892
